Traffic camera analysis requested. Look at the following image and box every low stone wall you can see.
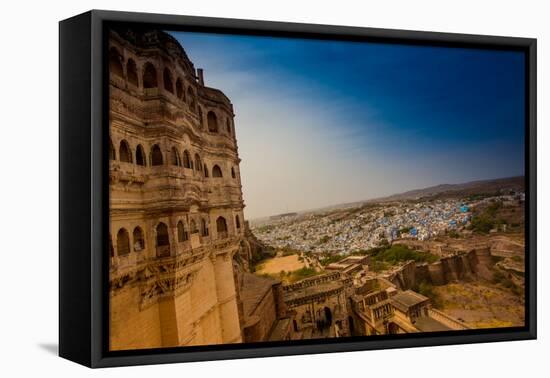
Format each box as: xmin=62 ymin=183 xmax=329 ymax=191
xmin=282 ymin=271 xmax=342 ymax=292
xmin=428 ymin=308 xmax=469 ymax=330
xmin=242 ymin=289 xmax=277 ymax=342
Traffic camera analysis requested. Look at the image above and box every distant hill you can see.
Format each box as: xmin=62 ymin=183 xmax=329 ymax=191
xmin=374 ymin=176 xmax=525 ymax=202
xmin=250 ymin=176 xmax=525 ymax=223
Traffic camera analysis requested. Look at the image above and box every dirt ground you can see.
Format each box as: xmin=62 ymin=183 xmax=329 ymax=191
xmin=433 ymin=282 xmax=525 ymax=328
xmin=255 ymin=254 xmax=305 ymax=275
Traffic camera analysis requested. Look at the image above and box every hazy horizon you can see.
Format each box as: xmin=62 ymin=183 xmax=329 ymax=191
xmin=248 ymin=174 xmax=525 ymax=220
xmin=170 ymin=32 xmax=526 ymax=220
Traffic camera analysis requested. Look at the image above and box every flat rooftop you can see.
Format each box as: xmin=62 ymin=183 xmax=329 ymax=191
xmin=391 ymin=290 xmax=429 ymax=312
xmin=284 ymin=281 xmax=343 ymax=302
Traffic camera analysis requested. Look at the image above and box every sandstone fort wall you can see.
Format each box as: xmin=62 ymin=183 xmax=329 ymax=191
xmin=108 ymin=28 xmax=251 ymax=350
xmin=388 ymin=247 xmax=493 ymax=290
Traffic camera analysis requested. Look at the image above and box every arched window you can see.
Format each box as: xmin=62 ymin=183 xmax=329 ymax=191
xmin=204 ymin=164 xmax=209 ymax=178
xmin=183 ymin=150 xmax=191 ymax=169
xmin=176 ymin=78 xmax=184 ymax=99
xmin=133 ymin=227 xmax=144 ymax=251
xmin=117 ymin=228 xmax=130 ymax=256
xmin=177 ymin=221 xmax=188 ymax=242
xmin=127 ymin=59 xmax=138 ymax=86
xmin=119 ymin=140 xmax=132 ymax=163
xmin=170 ymin=147 xmax=181 ymax=166
xmin=187 ymin=87 xmax=196 ymax=110
xmin=156 ymin=223 xmax=169 ymax=246
xmin=163 ymin=68 xmax=173 ymax=93
xmin=201 ymin=219 xmax=209 ymax=237
xmin=216 ymin=217 xmax=228 ymax=238
xmin=156 ymin=222 xmax=170 ymax=257
xmin=194 ymin=154 xmax=202 ymax=172
xmin=151 ymin=144 xmax=163 ymax=166
xmin=207 ymin=111 xmax=218 ymax=133
xmin=109 ymin=139 xmax=116 ymax=160
xmin=226 ymin=118 xmax=232 ymax=134
xmin=231 ymin=167 xmax=236 ymax=179
xmin=136 ymin=144 xmax=146 ymax=166
xmin=212 ymin=165 xmax=223 ymax=178
xmin=109 ymin=48 xmax=123 ymax=77
xmin=190 ymin=219 xmax=198 ymax=234
xmin=143 ymin=63 xmax=157 ymax=89
xmin=235 ymin=215 xmax=241 ymax=229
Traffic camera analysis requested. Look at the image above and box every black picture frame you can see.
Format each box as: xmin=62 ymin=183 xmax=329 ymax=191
xmin=59 ymin=9 xmax=537 ymax=368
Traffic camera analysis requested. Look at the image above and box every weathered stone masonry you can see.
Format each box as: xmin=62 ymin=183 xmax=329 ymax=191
xmin=108 ymin=28 xmax=249 ymax=350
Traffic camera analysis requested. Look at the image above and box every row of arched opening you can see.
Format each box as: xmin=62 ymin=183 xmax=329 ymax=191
xmin=202 ymin=110 xmax=233 ymax=136
xmin=110 ymin=47 xmax=234 ymax=136
xmin=109 ymin=47 xmax=197 ymax=110
xmin=111 ymin=226 xmax=145 ymax=257
xmin=176 ymin=217 xmax=209 ymax=242
xmin=111 ymin=215 xmax=242 ymax=259
xmin=109 ymin=139 xmax=238 ymax=179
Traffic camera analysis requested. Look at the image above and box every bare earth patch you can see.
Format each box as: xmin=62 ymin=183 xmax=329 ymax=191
xmin=433 ymin=282 xmax=524 ymax=328
xmin=255 ymin=254 xmax=305 ymax=275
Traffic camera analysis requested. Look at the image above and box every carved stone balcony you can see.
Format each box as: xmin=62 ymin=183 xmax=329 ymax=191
xmin=143 ymin=87 xmax=159 ymax=97
xmin=217 ymin=231 xmax=229 ymax=240
xmin=156 ymin=245 xmax=171 ymax=258
xmin=109 ymin=161 xmax=147 ymax=184
xmin=190 ymin=233 xmax=202 ymax=249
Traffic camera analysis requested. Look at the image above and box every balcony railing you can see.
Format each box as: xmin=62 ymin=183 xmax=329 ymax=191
xmin=156 ymin=245 xmax=171 ymax=258
xmin=114 ymin=252 xmax=137 ymax=270
xmin=176 ymin=240 xmax=191 ymax=255
xmin=109 ymin=161 xmax=147 ymax=183
xmin=143 ymin=87 xmax=159 ymax=96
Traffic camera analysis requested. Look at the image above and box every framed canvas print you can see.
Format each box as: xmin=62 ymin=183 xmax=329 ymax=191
xmin=59 ymin=10 xmax=536 ymax=368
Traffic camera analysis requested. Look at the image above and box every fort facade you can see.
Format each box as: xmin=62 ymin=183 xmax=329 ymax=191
xmin=107 ymin=28 xmax=279 ymax=350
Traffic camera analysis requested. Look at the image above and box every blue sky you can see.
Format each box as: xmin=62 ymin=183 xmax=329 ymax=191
xmin=170 ymin=31 xmax=525 ymax=219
